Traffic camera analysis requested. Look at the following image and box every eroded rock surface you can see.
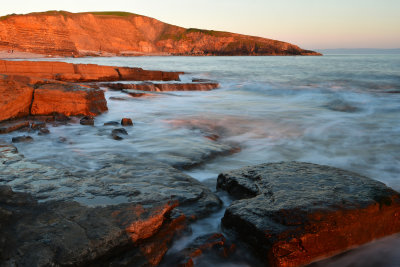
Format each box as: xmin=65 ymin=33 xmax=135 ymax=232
xmin=217 ymin=161 xmax=400 ymax=267
xmin=31 ymin=83 xmax=108 ymax=116
xmin=0 ymin=142 xmax=222 ymax=265
xmin=0 ymin=74 xmax=34 ymax=121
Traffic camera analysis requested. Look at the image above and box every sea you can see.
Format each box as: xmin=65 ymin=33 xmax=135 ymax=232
xmin=5 ymin=54 xmax=400 ymax=266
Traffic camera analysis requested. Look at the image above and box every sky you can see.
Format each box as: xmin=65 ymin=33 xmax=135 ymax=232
xmin=1 ymin=0 xmax=399 ymax=49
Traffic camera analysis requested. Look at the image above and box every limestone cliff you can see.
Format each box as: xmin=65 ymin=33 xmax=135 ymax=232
xmin=0 ymin=11 xmax=320 ymax=56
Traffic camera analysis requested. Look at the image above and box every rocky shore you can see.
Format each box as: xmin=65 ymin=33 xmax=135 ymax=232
xmin=1 ymin=59 xmax=400 ymax=266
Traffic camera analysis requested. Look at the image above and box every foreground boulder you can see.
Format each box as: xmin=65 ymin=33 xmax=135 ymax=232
xmin=0 ymin=74 xmax=34 ymax=121
xmin=0 ymin=185 xmax=184 ymax=266
xmin=0 ymin=142 xmax=222 ymax=265
xmin=31 ymin=83 xmax=108 ymax=116
xmin=217 ymin=162 xmax=400 ymax=267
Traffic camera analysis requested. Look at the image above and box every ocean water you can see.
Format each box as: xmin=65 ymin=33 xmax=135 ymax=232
xmin=5 ymin=55 xmax=400 ymax=266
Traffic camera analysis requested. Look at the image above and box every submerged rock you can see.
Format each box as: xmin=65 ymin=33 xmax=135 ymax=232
xmin=217 ymin=161 xmax=400 ymax=267
xmin=12 ymin=135 xmax=33 ymax=143
xmin=104 ymin=121 xmax=120 ymax=126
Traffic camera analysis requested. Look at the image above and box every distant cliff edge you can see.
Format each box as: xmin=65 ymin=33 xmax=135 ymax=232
xmin=0 ymin=11 xmax=321 ymax=57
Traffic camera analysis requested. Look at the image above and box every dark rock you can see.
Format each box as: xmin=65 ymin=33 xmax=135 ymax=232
xmin=109 ymin=96 xmax=130 ymax=101
xmin=325 ymin=99 xmax=360 ymax=113
xmin=0 ymin=185 xmax=184 ymax=266
xmin=38 ymin=128 xmax=50 ymax=135
xmin=80 ymin=116 xmax=94 ymax=126
xmin=163 ymin=233 xmax=235 ymax=266
xmin=0 ymin=121 xmax=30 ymax=134
xmin=112 ymin=134 xmax=124 ymax=141
xmin=112 ymin=128 xmax=128 ymax=135
xmin=121 ymin=118 xmax=133 ymax=126
xmin=217 ymin=161 xmax=400 ymax=267
xmin=12 ymin=135 xmax=33 ymax=143
xmin=0 ymin=142 xmax=222 ymax=266
xmin=54 ymin=113 xmax=71 ymax=122
xmin=57 ymin=136 xmax=67 ymax=143
xmin=31 ymin=121 xmax=46 ymax=130
xmin=104 ymin=121 xmax=120 ymax=126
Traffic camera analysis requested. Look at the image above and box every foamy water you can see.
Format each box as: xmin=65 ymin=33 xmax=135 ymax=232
xmin=4 ymin=55 xmax=400 ymax=266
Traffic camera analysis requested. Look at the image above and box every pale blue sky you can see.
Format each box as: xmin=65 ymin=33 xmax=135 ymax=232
xmin=1 ymin=0 xmax=399 ymax=49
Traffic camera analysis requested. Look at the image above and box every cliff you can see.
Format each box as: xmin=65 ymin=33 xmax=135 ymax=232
xmin=0 ymin=11 xmax=321 ymax=57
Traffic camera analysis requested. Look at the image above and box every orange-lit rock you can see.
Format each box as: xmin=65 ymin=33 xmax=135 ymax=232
xmin=31 ymin=83 xmax=107 ymax=116
xmin=0 ymin=60 xmax=182 ymax=82
xmin=0 ymin=74 xmax=34 ymax=121
xmin=0 ymin=11 xmax=321 ymax=56
xmin=217 ymin=162 xmax=400 ymax=267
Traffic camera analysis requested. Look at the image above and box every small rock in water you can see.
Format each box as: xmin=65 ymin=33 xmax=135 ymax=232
xmin=111 ymin=128 xmax=128 ymax=140
xmin=80 ymin=116 xmax=94 ymax=126
xmin=0 ymin=121 xmax=30 ymax=134
xmin=104 ymin=121 xmax=120 ymax=126
xmin=58 ymin=136 xmax=67 ymax=143
xmin=38 ymin=128 xmax=50 ymax=135
xmin=121 ymin=118 xmax=133 ymax=126
xmin=31 ymin=121 xmax=46 ymax=130
xmin=111 ymin=134 xmax=124 ymax=141
xmin=112 ymin=128 xmax=128 ymax=135
xmin=12 ymin=135 xmax=33 ymax=143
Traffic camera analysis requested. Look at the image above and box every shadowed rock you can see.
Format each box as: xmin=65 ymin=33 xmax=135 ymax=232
xmin=80 ymin=116 xmax=95 ymax=126
xmin=217 ymin=162 xmax=400 ymax=267
xmin=0 ymin=142 xmax=222 ymax=265
xmin=12 ymin=135 xmax=33 ymax=143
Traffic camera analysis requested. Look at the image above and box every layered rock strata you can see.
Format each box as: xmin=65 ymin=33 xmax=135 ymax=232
xmin=0 ymin=60 xmax=182 ymax=82
xmin=0 ymin=11 xmax=321 ymax=57
xmin=103 ymin=82 xmax=220 ymax=92
xmin=217 ymin=162 xmax=400 ymax=267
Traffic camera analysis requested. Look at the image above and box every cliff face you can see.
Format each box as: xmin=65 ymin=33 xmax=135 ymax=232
xmin=0 ymin=11 xmax=320 ymax=56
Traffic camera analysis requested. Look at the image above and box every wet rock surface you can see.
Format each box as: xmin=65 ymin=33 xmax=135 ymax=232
xmin=0 ymin=141 xmax=222 ymax=265
xmin=80 ymin=116 xmax=95 ymax=126
xmin=0 ymin=121 xmax=30 ymax=134
xmin=217 ymin=161 xmax=400 ymax=267
xmin=103 ymin=82 xmax=220 ymax=92
xmin=0 ymin=185 xmax=184 ymax=266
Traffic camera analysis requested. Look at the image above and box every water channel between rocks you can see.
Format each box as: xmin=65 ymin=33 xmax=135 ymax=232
xmin=3 ymin=55 xmax=400 ymax=266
